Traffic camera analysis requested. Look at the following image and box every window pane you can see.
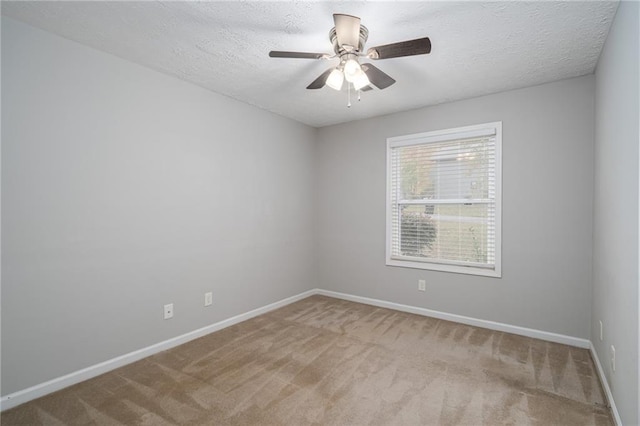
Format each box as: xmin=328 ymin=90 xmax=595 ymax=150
xmin=399 ymin=204 xmax=493 ymax=264
xmin=398 ymin=138 xmax=494 ymax=200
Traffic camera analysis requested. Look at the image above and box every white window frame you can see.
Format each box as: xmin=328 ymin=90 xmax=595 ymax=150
xmin=385 ymin=122 xmax=502 ymax=277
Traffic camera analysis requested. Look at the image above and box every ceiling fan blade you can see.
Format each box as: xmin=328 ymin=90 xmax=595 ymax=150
xmin=361 ymin=63 xmax=396 ymax=90
xmin=367 ymin=37 xmax=431 ymax=59
xmin=269 ymin=51 xmax=327 ymax=59
xmin=306 ymin=68 xmax=333 ymax=90
xmin=333 ymin=14 xmax=361 ymax=50
xmin=360 ymin=85 xmax=374 ymax=92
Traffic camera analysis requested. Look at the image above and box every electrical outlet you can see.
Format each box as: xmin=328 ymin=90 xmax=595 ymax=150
xmin=610 ymin=345 xmax=616 ymax=372
xmin=164 ymin=303 xmax=174 ymax=320
xmin=204 ymin=292 xmax=213 ymax=307
xmin=418 ymin=279 xmax=426 ymax=292
xmin=599 ymin=320 xmax=603 ymax=341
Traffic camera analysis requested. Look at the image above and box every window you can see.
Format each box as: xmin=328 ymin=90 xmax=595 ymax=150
xmin=386 ymin=122 xmax=502 ymax=277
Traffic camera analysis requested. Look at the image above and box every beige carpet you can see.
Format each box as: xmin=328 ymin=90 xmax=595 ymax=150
xmin=2 ymin=295 xmax=612 ymax=425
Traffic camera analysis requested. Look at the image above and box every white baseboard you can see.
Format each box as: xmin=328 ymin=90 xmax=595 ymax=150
xmin=315 ymin=289 xmax=591 ymax=349
xmin=1 ymin=288 xmax=604 ymax=413
xmin=0 ymin=289 xmax=316 ymax=411
xmin=589 ymin=342 xmax=622 ymax=426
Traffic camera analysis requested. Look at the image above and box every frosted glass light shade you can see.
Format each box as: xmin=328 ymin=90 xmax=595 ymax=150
xmin=326 ymin=68 xmax=344 ymax=90
xmin=343 ymin=59 xmax=360 ymax=82
xmin=353 ymin=69 xmax=370 ymax=90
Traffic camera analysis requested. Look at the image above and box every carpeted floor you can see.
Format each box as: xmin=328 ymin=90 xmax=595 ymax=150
xmin=2 ymin=295 xmax=613 ymax=425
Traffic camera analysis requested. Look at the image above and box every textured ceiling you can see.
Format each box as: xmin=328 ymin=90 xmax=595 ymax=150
xmin=2 ymin=1 xmax=618 ymax=128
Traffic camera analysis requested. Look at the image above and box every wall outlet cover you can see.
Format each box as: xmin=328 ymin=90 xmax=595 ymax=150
xmin=599 ymin=320 xmax=603 ymax=341
xmin=610 ymin=345 xmax=615 ymax=372
xmin=164 ymin=303 xmax=174 ymax=320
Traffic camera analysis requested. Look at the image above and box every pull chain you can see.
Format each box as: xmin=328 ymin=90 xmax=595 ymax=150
xmin=347 ymin=83 xmax=351 ymax=108
xmin=358 ymin=90 xmax=361 ymax=102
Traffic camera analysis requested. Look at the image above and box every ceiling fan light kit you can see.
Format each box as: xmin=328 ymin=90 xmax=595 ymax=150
xmin=269 ymin=13 xmax=431 ymax=106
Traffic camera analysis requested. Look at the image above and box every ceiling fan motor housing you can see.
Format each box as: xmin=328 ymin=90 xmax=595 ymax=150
xmin=329 ymin=25 xmax=369 ymax=55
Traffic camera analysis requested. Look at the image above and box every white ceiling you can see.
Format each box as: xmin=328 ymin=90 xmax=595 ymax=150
xmin=2 ymin=1 xmax=618 ymax=128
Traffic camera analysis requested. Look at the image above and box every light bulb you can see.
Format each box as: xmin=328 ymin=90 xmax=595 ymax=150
xmin=353 ymin=69 xmax=370 ymax=91
xmin=343 ymin=59 xmax=360 ymax=82
xmin=326 ymin=68 xmax=344 ymax=91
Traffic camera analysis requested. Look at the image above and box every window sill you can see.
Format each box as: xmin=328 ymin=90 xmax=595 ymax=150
xmin=386 ymin=258 xmax=502 ymax=278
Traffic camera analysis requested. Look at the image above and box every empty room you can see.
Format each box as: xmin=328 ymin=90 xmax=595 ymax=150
xmin=1 ymin=1 xmax=638 ymax=425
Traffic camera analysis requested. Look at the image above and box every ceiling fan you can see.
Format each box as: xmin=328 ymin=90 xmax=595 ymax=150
xmin=269 ymin=14 xmax=431 ymax=93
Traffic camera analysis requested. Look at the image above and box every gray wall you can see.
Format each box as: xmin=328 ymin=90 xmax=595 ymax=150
xmin=1 ymin=17 xmax=317 ymax=395
xmin=592 ymin=2 xmax=640 ymax=425
xmin=316 ymin=76 xmax=595 ymax=339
